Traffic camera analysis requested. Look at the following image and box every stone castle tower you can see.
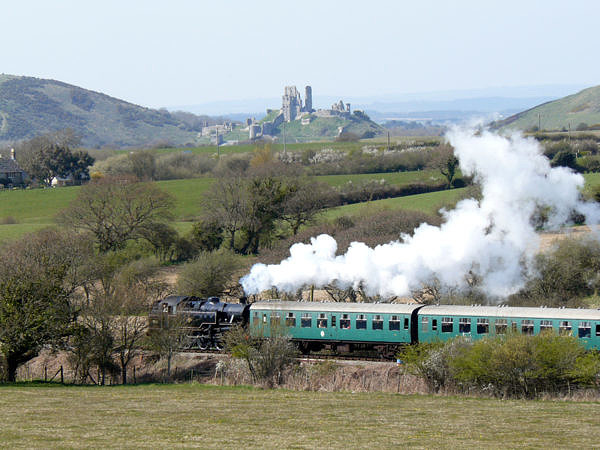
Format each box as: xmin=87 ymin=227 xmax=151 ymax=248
xmin=304 ymin=86 xmax=313 ymax=113
xmin=282 ymin=86 xmax=302 ymax=122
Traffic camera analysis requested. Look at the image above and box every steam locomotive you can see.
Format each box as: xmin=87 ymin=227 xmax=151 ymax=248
xmin=148 ymin=296 xmax=250 ymax=350
xmin=149 ymin=296 xmax=600 ymax=354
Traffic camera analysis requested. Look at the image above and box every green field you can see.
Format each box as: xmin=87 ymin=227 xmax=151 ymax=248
xmin=0 ymin=170 xmax=446 ymax=243
xmin=2 ymin=172 xmax=599 ymax=244
xmin=326 ymin=188 xmax=467 ymax=219
xmin=0 ymin=383 xmax=598 ymax=448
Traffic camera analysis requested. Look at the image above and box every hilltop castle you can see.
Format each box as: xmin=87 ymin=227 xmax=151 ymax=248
xmin=246 ymin=85 xmax=353 ymax=139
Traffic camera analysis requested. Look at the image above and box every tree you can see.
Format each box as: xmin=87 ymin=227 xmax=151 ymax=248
xmin=201 ymin=177 xmax=248 ymax=250
xmin=0 ymin=230 xmax=86 ymax=381
xmin=281 ymin=177 xmax=335 ymax=235
xmin=58 ymin=176 xmax=174 ymax=252
xmin=177 ymin=250 xmax=241 ymax=297
xmin=147 ymin=314 xmax=188 ymax=378
xmin=551 ymin=150 xmax=578 ymax=170
xmin=239 ymin=176 xmax=288 ymax=254
xmin=16 ymin=130 xmax=93 ymax=186
xmin=128 ymin=151 xmax=156 ymax=181
xmin=72 ymin=257 xmax=167 ymax=384
xmin=429 ymin=145 xmax=459 ymax=188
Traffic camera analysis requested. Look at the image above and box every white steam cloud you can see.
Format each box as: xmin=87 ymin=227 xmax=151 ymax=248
xmin=241 ymin=129 xmax=600 ymax=299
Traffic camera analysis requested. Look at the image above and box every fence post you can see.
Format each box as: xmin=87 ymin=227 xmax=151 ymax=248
xmin=133 ymin=366 xmax=137 ymax=384
xmin=44 ymin=366 xmax=47 ymax=383
xmin=60 ymin=366 xmax=64 ymax=384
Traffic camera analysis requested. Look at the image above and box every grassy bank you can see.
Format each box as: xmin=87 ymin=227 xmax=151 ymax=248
xmin=0 ymin=383 xmax=598 ymax=448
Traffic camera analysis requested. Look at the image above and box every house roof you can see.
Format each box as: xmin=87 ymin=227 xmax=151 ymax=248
xmin=0 ymin=157 xmax=25 ymax=174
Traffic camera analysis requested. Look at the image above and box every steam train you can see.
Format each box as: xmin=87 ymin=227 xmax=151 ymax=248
xmin=149 ymin=296 xmax=600 ymax=355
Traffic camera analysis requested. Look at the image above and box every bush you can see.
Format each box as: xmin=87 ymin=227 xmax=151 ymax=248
xmin=450 ymin=333 xmax=600 ymax=397
xmin=402 ymin=334 xmax=600 ymax=398
xmin=223 ymin=324 xmax=298 ymax=386
xmin=177 ymin=250 xmax=241 ymax=297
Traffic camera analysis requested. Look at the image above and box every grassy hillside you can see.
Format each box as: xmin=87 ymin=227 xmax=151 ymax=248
xmin=494 ymin=85 xmax=600 ymax=132
xmin=1 ymin=384 xmax=599 ymax=448
xmin=0 ymin=75 xmax=201 ymax=148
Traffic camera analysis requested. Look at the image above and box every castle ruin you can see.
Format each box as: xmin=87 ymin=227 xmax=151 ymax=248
xmin=246 ymin=84 xmax=352 ymax=140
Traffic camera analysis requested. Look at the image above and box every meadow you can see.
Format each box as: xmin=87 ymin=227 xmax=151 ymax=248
xmin=0 ymin=170 xmax=447 ymax=243
xmin=0 ymin=383 xmax=598 ymax=448
xmin=1 ymin=171 xmax=599 ymax=244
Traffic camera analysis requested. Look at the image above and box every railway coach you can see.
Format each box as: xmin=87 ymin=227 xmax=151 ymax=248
xmin=416 ymin=305 xmax=600 ymax=349
xmin=249 ymin=301 xmax=422 ymax=356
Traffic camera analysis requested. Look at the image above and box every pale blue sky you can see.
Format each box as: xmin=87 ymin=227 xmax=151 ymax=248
xmin=1 ymin=0 xmax=598 ymax=109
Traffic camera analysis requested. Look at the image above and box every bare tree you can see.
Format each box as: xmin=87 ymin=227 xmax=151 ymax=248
xmin=58 ymin=176 xmax=174 ymax=252
xmin=282 ymin=177 xmax=336 ymax=235
xmin=201 ymin=177 xmax=248 ymax=250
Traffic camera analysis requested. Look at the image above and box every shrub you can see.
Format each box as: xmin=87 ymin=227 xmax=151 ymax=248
xmin=177 ymin=250 xmax=241 ymax=297
xmin=450 ymin=333 xmax=600 ymax=397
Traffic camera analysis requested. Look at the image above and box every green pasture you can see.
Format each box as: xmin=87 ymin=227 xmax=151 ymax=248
xmin=326 ymin=188 xmax=467 ymax=219
xmin=0 ymin=170 xmax=444 ymax=243
xmin=2 ymin=171 xmax=599 ymax=244
xmin=0 ymin=383 xmax=598 ymax=448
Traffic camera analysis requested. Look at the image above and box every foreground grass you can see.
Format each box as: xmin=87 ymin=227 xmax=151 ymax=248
xmin=0 ymin=383 xmax=598 ymax=448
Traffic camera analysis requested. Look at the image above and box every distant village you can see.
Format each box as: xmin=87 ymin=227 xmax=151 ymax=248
xmin=200 ymin=85 xmax=355 ymax=143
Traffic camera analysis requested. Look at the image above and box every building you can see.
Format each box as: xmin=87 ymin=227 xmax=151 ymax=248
xmin=0 ymin=149 xmax=26 ymax=186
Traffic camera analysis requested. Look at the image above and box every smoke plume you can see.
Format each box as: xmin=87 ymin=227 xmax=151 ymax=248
xmin=241 ymin=129 xmax=600 ymax=299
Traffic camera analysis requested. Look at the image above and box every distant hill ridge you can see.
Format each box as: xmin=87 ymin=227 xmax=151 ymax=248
xmin=494 ymin=85 xmax=600 ymax=132
xmin=0 ymin=74 xmax=205 ymax=148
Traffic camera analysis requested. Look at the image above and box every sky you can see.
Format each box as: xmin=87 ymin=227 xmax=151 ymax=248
xmin=1 ymin=0 xmax=599 ymax=110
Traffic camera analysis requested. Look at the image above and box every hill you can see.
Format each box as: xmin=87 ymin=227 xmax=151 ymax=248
xmin=493 ymin=85 xmax=600 ymax=132
xmin=0 ymin=74 xmax=204 ymax=148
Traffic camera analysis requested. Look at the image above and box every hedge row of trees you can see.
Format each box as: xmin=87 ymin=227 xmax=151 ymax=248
xmin=401 ymin=333 xmax=600 ymax=398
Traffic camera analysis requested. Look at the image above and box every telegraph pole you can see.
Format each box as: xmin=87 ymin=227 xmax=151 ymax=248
xmin=283 ymin=122 xmax=287 ymax=155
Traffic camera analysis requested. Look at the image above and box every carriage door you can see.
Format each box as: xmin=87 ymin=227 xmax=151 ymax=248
xmin=330 ymin=314 xmax=337 ymax=340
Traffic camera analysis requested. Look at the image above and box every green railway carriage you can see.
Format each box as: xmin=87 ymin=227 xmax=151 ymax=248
xmin=417 ymin=305 xmax=600 ymax=349
xmin=249 ymin=301 xmax=422 ymax=355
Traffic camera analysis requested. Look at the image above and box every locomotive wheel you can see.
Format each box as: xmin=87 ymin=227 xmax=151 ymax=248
xmin=198 ymin=337 xmax=209 ymax=351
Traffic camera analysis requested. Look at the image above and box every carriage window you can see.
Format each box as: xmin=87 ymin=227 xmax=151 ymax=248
xmin=356 ymin=314 xmax=367 ymax=330
xmin=459 ymin=318 xmax=471 ymax=333
xmin=442 ymin=317 xmax=453 ymax=333
xmin=495 ymin=319 xmax=507 ymax=334
xmin=404 ymin=317 xmax=409 ymax=330
xmin=559 ymin=321 xmax=572 ymax=335
xmin=389 ymin=315 xmax=400 ymax=331
xmin=596 ymin=324 xmax=600 ymax=337
xmin=579 ymin=321 xmax=591 ymax=338
xmin=262 ymin=314 xmax=267 ymax=323
xmin=421 ymin=317 xmax=429 ymax=332
xmin=372 ymin=315 xmax=383 ymax=330
xmin=253 ymin=312 xmax=259 ymax=326
xmin=301 ymin=313 xmax=312 ymax=328
xmin=477 ymin=318 xmax=489 ymax=334
xmin=332 ymin=315 xmax=336 ymax=327
xmin=285 ymin=312 xmax=296 ymax=327
xmin=317 ymin=313 xmax=328 ymax=328
xmin=521 ymin=320 xmax=534 ymax=335
xmin=512 ymin=321 xmax=518 ymax=332
xmin=340 ymin=314 xmax=351 ymax=329
xmin=540 ymin=320 xmax=553 ymax=332
xmin=270 ymin=312 xmax=281 ymax=327
xmin=432 ymin=319 xmax=438 ymax=331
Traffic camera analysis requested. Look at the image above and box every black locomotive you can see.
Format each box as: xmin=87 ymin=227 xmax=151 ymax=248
xmin=148 ymin=295 xmax=250 ymax=350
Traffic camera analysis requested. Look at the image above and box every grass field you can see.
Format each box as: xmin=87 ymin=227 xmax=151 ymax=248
xmin=0 ymin=170 xmax=446 ymax=243
xmin=0 ymin=383 xmax=598 ymax=448
xmin=2 ymin=172 xmax=599 ymax=244
xmin=326 ymin=188 xmax=467 ymax=219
